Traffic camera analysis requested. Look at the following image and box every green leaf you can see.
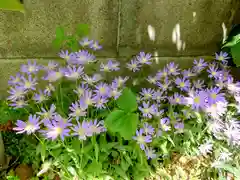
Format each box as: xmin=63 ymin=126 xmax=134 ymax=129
xmin=86 ymin=160 xmax=102 ymax=176
xmin=70 ymin=39 xmax=79 ymax=52
xmin=52 ymin=38 xmax=63 ymax=49
xmin=55 ymin=26 xmax=65 ymax=40
xmin=118 ymin=113 xmax=139 ymax=140
xmin=113 ymin=165 xmax=128 ymax=179
xmin=0 ymin=0 xmax=25 ymax=13
xmin=105 ymin=110 xmax=139 ymax=140
xmin=120 ymin=158 xmax=130 ymax=171
xmin=71 ymin=139 xmax=81 ymax=152
xmin=117 ymin=88 xmax=137 ymax=112
xmin=41 ymin=143 xmax=46 ymax=162
xmin=83 ymin=143 xmax=94 ymax=153
xmin=231 ymin=42 xmax=240 ymax=67
xmin=105 ymin=110 xmax=126 ymax=132
xmin=36 ymin=143 xmax=46 ymax=162
xmin=76 ymin=24 xmax=89 ymax=37
xmin=222 ymin=34 xmax=240 ymax=48
xmin=160 ymin=141 xmax=168 ymax=154
xmin=94 ymin=143 xmax=99 ymax=162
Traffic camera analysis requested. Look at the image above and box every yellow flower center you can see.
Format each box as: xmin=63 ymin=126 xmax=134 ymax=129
xmin=194 ymin=97 xmax=200 ymax=104
xmin=25 ymin=81 xmax=32 ymax=88
xmin=180 ymin=82 xmax=185 ymax=87
xmin=211 ymin=93 xmax=217 ymax=99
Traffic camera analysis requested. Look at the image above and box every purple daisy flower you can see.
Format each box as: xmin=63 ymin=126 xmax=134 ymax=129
xmin=8 ymin=73 xmax=22 ymax=86
xmin=175 ymin=77 xmax=190 ymax=91
xmin=43 ymin=117 xmax=70 ymax=141
xmin=86 ymin=119 xmax=106 ymax=136
xmin=79 ymin=37 xmax=94 ymax=47
xmin=110 ymin=83 xmax=122 ymax=100
xmin=156 ymin=67 xmax=168 ymax=79
xmin=174 ymin=122 xmax=184 ymax=132
xmin=193 ymin=80 xmax=205 ymax=90
xmin=126 ymin=59 xmax=141 ymax=72
xmin=133 ymin=128 xmax=152 ymax=150
xmin=72 ymin=120 xmax=89 ymax=140
xmin=166 ymin=62 xmax=180 ymax=75
xmin=215 ymin=51 xmax=230 ymax=63
xmin=136 ymin=52 xmax=152 ymax=65
xmin=33 ymin=90 xmax=48 ymax=103
xmin=152 ymin=90 xmax=165 ymax=102
xmin=83 ymin=74 xmax=102 ymax=85
xmin=113 ymin=76 xmax=129 ymax=88
xmin=143 ymin=122 xmax=155 ymax=135
xmin=74 ymin=83 xmax=89 ymax=97
xmin=156 ymin=129 xmax=162 ymax=137
xmin=69 ymin=101 xmax=87 ymax=120
xmin=81 ymin=90 xmax=95 ymax=106
xmin=155 ymin=108 xmax=164 ymax=117
xmin=94 ymin=82 xmax=110 ymax=97
xmin=64 ymin=65 xmax=84 ymax=80
xmin=144 ymin=147 xmax=157 ymax=159
xmin=19 ymin=75 xmax=37 ymax=91
xmin=169 ymin=92 xmax=184 ymax=105
xmin=207 ymin=87 xmax=226 ymax=105
xmin=43 ymin=61 xmax=59 ymax=71
xmin=207 ymin=63 xmax=219 ymax=79
xmin=227 ymin=78 xmax=240 ymax=94
xmin=138 ymin=101 xmax=156 ymax=118
xmin=9 ymin=98 xmax=28 ymax=108
xmin=43 ymin=68 xmax=65 ymax=82
xmin=185 ymin=90 xmax=208 ymax=110
xmin=100 ymin=61 xmax=112 ymax=72
xmin=89 ymin=41 xmax=102 ymax=50
xmin=93 ymin=95 xmax=108 ymax=109
xmin=8 ymin=86 xmax=26 ymax=101
xmin=21 ymin=60 xmax=40 ymax=74
xmin=104 ymin=60 xmax=120 ymax=71
xmin=44 ymin=83 xmax=55 ymax=96
xmin=160 ymin=117 xmax=171 ymax=131
xmin=71 ymin=50 xmax=96 ymax=65
xmin=59 ymin=50 xmax=75 ymax=61
xmin=198 ymin=141 xmax=213 ymax=155
xmin=182 ymin=68 xmax=195 ymax=78
xmin=13 ymin=114 xmax=40 ymax=134
xmin=146 ymin=75 xmax=158 ymax=84
xmin=193 ymin=58 xmax=208 ymax=72
xmin=36 ymin=104 xmax=57 ymax=122
xmin=156 ymin=78 xmax=172 ymax=92
xmin=140 ymin=88 xmax=155 ymax=100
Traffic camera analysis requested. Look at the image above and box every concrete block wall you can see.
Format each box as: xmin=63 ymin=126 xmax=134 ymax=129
xmin=0 ymin=0 xmax=239 ymax=95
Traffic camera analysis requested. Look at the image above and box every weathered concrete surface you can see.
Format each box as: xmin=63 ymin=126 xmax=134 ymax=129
xmin=0 ymin=0 xmax=118 ymax=58
xmin=119 ymin=0 xmax=240 ymax=57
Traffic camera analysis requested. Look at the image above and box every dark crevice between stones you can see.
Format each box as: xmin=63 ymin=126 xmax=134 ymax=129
xmin=19 ymin=0 xmax=24 ymax=4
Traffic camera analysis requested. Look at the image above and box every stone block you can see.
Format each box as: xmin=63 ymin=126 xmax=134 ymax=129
xmin=0 ymin=0 xmax=118 ymax=58
xmin=119 ymin=0 xmax=240 ymax=57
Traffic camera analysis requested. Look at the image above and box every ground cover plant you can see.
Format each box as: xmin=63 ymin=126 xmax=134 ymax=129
xmin=5 ymin=38 xmax=240 ymax=179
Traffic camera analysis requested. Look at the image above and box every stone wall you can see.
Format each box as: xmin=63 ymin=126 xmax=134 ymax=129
xmin=0 ymin=0 xmax=239 ymax=95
